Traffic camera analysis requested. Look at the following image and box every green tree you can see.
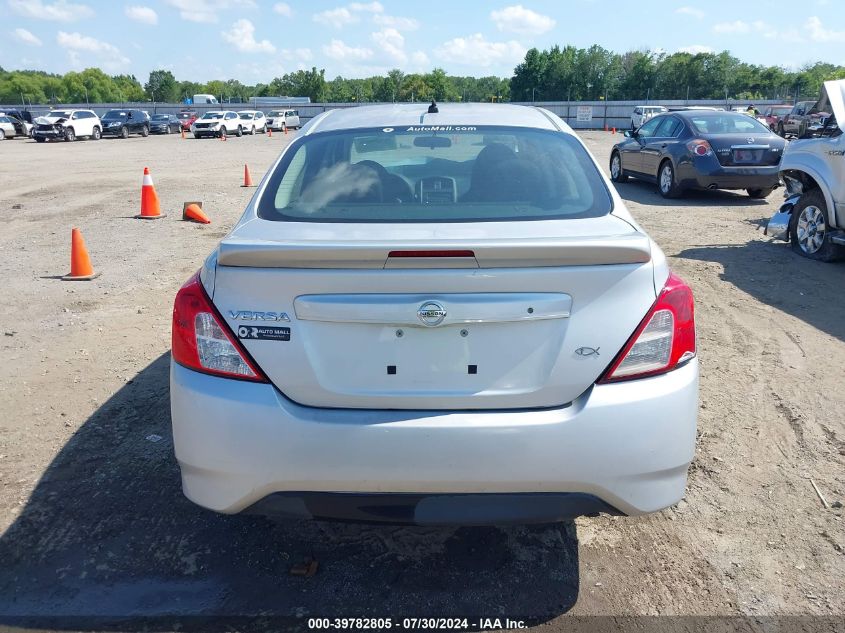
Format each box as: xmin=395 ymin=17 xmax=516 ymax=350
xmin=144 ymin=69 xmax=177 ymax=102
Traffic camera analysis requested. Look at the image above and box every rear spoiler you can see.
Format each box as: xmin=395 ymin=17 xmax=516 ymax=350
xmin=216 ymin=235 xmax=652 ymax=269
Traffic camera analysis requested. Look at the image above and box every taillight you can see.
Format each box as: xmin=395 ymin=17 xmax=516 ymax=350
xmin=172 ymin=272 xmax=267 ymax=382
xmin=686 ymin=139 xmax=713 ymax=157
xmin=599 ymin=273 xmax=695 ymax=383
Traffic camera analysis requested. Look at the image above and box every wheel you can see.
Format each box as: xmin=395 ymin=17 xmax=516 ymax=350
xmin=0 ymin=129 xmax=5 ymax=140
xmin=777 ymin=123 xmax=785 ymax=138
xmin=91 ymin=126 xmax=101 ymax=140
xmin=141 ymin=125 xmax=149 ymax=137
xmin=219 ymin=128 xmax=226 ymax=139
xmin=164 ymin=125 xmax=171 ymax=134
xmin=261 ymin=125 xmax=267 ymax=134
xmin=610 ymin=151 xmax=628 ymax=183
xmin=789 ymin=189 xmax=842 ymax=261
xmin=250 ymin=125 xmax=256 ymax=135
xmin=64 ymin=127 xmax=76 ymax=142
xmin=120 ymin=126 xmax=129 ymax=139
xmin=35 ymin=136 xmax=45 ymax=143
xmin=236 ymin=125 xmax=243 ymax=137
xmin=747 ymin=187 xmax=773 ymax=199
xmin=658 ymin=160 xmax=682 ymax=198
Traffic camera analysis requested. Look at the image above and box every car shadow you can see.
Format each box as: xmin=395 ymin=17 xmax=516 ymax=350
xmin=615 ymin=179 xmax=774 ymax=208
xmin=0 ymin=354 xmax=580 ymax=630
xmin=676 ymin=239 xmax=845 ymax=342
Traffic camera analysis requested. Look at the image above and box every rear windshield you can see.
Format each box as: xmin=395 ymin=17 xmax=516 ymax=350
xmin=258 ymin=126 xmax=611 ymax=223
xmin=103 ymin=110 xmax=127 ymax=119
xmin=152 ymin=114 xmax=168 ymax=120
xmin=771 ymin=107 xmax=792 ymax=115
xmin=689 ymin=114 xmax=771 ymax=135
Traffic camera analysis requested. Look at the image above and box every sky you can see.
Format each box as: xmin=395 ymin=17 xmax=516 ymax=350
xmin=2 ymin=0 xmax=845 ymax=84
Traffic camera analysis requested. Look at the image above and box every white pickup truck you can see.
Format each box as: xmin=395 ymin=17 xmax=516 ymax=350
xmin=766 ymin=79 xmax=845 ymax=261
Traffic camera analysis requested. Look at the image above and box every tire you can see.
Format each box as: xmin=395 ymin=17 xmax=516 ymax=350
xmin=250 ymin=125 xmax=256 ymax=135
xmin=610 ymin=151 xmax=628 ymax=183
xmin=789 ymin=189 xmax=842 ymax=262
xmin=0 ymin=129 xmax=5 ymax=140
xmin=657 ymin=160 xmax=682 ymax=198
xmin=236 ymin=125 xmax=243 ymax=137
xmin=64 ymin=127 xmax=75 ymax=142
xmin=35 ymin=136 xmax=45 ymax=143
xmin=164 ymin=126 xmax=171 ymax=135
xmin=219 ymin=128 xmax=226 ymax=140
xmin=120 ymin=126 xmax=129 ymax=139
xmin=91 ymin=126 xmax=101 ymax=141
xmin=747 ymin=187 xmax=773 ymax=199
xmin=141 ymin=125 xmax=149 ymax=137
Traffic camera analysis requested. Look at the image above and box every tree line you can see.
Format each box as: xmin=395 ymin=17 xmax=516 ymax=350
xmin=511 ymin=46 xmax=845 ymax=103
xmin=2 ymin=44 xmax=844 ymax=106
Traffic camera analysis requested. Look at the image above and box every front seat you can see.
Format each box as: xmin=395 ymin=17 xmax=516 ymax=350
xmin=461 ymin=143 xmax=518 ymax=202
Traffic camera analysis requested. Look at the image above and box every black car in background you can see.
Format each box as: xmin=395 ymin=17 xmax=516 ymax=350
xmin=100 ymin=109 xmax=150 ymax=138
xmin=149 ymin=114 xmax=181 ymax=134
xmin=610 ymin=110 xmax=786 ymax=199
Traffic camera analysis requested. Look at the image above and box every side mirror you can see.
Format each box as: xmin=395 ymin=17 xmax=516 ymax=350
xmin=624 ymin=130 xmax=634 ymax=138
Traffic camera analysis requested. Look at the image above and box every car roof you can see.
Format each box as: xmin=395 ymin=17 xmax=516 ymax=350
xmin=306 ymin=103 xmax=563 ymax=134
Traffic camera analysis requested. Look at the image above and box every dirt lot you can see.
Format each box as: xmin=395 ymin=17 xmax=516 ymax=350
xmin=0 ymin=128 xmax=843 ymax=631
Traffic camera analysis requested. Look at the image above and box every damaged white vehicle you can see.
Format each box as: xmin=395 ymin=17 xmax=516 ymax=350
xmin=766 ymin=80 xmax=845 ymax=261
xmin=32 ymin=109 xmax=102 ymax=143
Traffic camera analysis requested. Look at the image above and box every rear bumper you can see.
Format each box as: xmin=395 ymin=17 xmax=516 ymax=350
xmin=244 ymin=492 xmax=622 ymax=525
xmin=677 ymin=160 xmax=780 ymax=190
xmin=171 ymin=358 xmax=699 ymax=522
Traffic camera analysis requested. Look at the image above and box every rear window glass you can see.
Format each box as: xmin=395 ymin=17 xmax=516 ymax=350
xmin=258 ymin=126 xmax=611 ymax=223
xmin=689 ymin=114 xmax=771 ymax=135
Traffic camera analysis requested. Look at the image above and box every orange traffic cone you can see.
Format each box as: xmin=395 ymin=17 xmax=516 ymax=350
xmin=612 ymin=127 xmax=616 ymax=134
xmin=242 ymin=164 xmax=254 ymax=187
xmin=183 ymin=202 xmax=211 ymax=224
xmin=62 ymin=228 xmax=100 ymax=281
xmin=136 ymin=167 xmax=166 ymax=219
xmin=181 ymin=128 xmax=186 ymax=139
xmin=283 ymin=123 xmax=288 ymax=135
xmin=268 ymin=127 xmax=272 ymax=138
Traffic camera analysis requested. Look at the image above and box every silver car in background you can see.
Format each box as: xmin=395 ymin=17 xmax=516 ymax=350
xmin=170 ymin=103 xmax=699 ymax=525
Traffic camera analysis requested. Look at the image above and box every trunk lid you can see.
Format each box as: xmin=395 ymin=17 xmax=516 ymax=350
xmin=211 ymin=215 xmax=657 ymax=410
xmin=710 ymin=133 xmax=783 ymax=167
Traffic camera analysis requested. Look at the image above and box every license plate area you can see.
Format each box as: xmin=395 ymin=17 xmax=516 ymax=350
xmin=732 ymin=149 xmax=763 ymax=163
xmin=300 ymin=319 xmax=568 ymax=396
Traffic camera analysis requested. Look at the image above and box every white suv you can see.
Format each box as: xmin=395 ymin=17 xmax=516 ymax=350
xmin=32 ymin=109 xmax=102 ymax=142
xmin=630 ymin=105 xmax=667 ymax=129
xmin=170 ymin=103 xmax=699 ymax=525
xmin=190 ymin=111 xmax=244 ymax=139
xmin=237 ymin=110 xmax=267 ymax=134
xmin=266 ymin=109 xmax=300 ymax=131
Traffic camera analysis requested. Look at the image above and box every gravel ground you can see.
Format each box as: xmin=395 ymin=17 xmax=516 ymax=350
xmin=0 ymin=129 xmax=843 ymax=632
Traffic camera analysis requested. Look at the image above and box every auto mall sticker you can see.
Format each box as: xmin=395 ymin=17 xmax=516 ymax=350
xmin=237 ymin=325 xmax=291 ymax=341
